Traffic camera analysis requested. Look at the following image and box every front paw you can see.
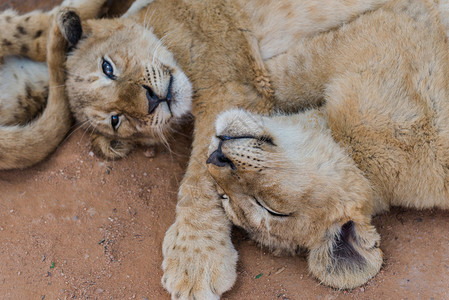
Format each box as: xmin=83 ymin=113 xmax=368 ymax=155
xmin=162 ymin=221 xmax=238 ymax=299
xmin=91 ymin=133 xmax=134 ymax=160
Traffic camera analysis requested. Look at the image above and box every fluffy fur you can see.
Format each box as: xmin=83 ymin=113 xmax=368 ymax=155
xmin=64 ymin=15 xmax=193 ymax=159
xmin=0 ymin=0 xmax=107 ymax=170
xmin=207 ymin=0 xmax=449 ymax=290
xmin=56 ymin=0 xmax=393 ymax=298
xmin=55 ymin=0 xmax=391 ymax=163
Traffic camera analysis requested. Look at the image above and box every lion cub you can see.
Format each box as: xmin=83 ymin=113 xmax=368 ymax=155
xmin=207 ymin=0 xmax=449 ymax=290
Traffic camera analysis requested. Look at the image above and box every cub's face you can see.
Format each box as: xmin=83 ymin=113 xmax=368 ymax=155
xmin=66 ymin=18 xmax=192 ymax=141
xmin=206 ymin=109 xmax=383 ymax=289
xmin=206 ymin=109 xmax=327 ymax=253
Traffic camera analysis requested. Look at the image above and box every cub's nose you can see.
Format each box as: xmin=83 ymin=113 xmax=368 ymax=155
xmin=206 ymin=148 xmax=236 ymax=170
xmin=142 ymin=75 xmax=173 ymax=114
xmin=143 ymin=84 xmax=165 ymax=114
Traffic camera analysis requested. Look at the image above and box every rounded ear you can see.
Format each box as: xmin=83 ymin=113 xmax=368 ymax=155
xmin=307 ymin=220 xmax=382 ymax=289
xmin=56 ymin=8 xmax=89 ymax=46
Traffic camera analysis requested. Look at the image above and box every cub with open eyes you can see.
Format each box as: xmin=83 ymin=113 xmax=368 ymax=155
xmin=65 ymin=12 xmax=194 ymax=159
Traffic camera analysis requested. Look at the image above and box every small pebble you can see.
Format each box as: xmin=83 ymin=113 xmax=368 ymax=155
xmin=143 ymin=147 xmax=156 ymax=158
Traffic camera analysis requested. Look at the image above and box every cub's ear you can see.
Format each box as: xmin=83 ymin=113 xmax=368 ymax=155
xmin=308 ymin=220 xmax=382 ymax=289
xmin=56 ymin=8 xmax=85 ymax=46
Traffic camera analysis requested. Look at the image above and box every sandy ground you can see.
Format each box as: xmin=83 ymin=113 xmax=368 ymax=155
xmin=1 ymin=0 xmax=449 ymax=299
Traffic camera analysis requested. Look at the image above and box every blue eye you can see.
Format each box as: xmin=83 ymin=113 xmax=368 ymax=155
xmin=111 ymin=115 xmax=120 ymax=130
xmin=102 ymin=59 xmax=115 ymax=79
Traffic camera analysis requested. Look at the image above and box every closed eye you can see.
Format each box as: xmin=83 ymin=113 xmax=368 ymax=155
xmin=217 ymin=135 xmax=275 ymax=146
xmin=252 ymin=197 xmax=291 ymax=217
xmin=259 ymin=135 xmax=275 ymax=146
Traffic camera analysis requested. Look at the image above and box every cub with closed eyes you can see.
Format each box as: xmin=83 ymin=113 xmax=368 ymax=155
xmin=207 ymin=0 xmax=449 ymax=290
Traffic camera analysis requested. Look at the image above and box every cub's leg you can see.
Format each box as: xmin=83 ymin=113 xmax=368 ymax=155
xmin=0 ymin=0 xmax=107 ymax=125
xmin=162 ymin=89 xmax=243 ymax=300
xmin=0 ymin=9 xmax=51 ymax=62
xmin=0 ymin=0 xmax=106 ymax=62
xmin=0 ymin=57 xmax=48 ymax=125
xmin=265 ymin=41 xmax=336 ymax=112
xmin=0 ymin=7 xmax=53 ymax=126
xmin=0 ymin=7 xmax=77 ymax=170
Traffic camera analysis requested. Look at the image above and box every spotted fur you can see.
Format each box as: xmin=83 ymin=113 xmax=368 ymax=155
xmin=0 ymin=0 xmax=107 ymax=169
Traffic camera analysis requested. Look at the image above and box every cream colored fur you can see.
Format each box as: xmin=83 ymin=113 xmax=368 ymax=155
xmin=64 ymin=17 xmax=193 ymax=159
xmin=57 ymin=0 xmax=392 ymax=298
xmin=0 ymin=0 xmax=107 ymax=170
xmin=207 ymin=0 xmax=449 ymax=290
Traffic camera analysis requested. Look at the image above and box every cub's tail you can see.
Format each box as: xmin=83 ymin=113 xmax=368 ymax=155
xmin=0 ymin=9 xmax=77 ymax=170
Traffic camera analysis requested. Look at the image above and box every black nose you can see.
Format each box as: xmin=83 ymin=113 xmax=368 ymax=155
xmin=143 ymin=84 xmax=166 ymax=114
xmin=206 ymin=148 xmax=236 ymax=170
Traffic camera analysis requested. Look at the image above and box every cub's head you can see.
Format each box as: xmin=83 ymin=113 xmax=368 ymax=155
xmin=206 ymin=109 xmax=382 ymax=290
xmin=59 ymin=11 xmax=192 ymax=144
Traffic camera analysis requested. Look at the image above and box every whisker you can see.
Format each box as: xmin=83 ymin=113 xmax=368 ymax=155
xmin=152 ymin=32 xmax=169 ymax=65
xmin=89 ymin=122 xmax=99 ymax=137
xmin=80 ymin=122 xmax=93 ymax=143
xmin=168 ymin=127 xmax=192 ymax=140
xmin=61 ymin=120 xmax=89 ymax=144
xmin=144 ymin=7 xmax=155 ymax=32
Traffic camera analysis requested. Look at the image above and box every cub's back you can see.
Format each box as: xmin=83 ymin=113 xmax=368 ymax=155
xmin=321 ymin=0 xmax=449 ymax=209
xmin=238 ymin=0 xmax=388 ymax=60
